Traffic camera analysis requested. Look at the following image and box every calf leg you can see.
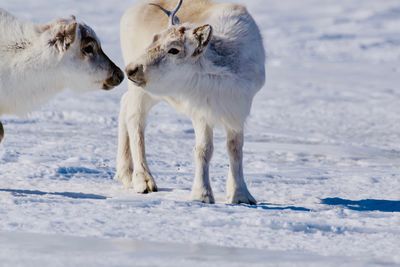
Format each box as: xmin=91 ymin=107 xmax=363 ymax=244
xmin=225 ymin=129 xmax=256 ymax=205
xmin=128 ymin=90 xmax=159 ymax=193
xmin=0 ymin=121 xmax=4 ymax=143
xmin=114 ymin=94 xmax=133 ymax=187
xmin=191 ymin=118 xmax=215 ymax=204
xmin=115 ymin=89 xmax=158 ymax=193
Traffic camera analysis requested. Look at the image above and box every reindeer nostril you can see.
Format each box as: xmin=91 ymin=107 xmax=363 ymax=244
xmin=114 ymin=69 xmax=124 ymax=84
xmin=126 ymin=64 xmax=145 ymax=86
xmin=127 ymin=66 xmax=139 ymax=78
xmin=127 ymin=64 xmax=145 ymax=78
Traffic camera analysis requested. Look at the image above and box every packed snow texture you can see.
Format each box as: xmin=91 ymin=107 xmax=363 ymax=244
xmin=0 ymin=0 xmax=400 ymax=266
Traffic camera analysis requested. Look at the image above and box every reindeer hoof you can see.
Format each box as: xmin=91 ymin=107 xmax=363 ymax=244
xmin=191 ymin=188 xmax=215 ymax=204
xmin=114 ymin=171 xmax=132 ymax=188
xmin=132 ymin=171 xmax=158 ymax=194
xmin=0 ymin=121 xmax=4 ymax=143
xmin=227 ymin=189 xmax=257 ymax=205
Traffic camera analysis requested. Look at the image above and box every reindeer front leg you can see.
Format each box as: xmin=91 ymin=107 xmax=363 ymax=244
xmin=115 ymin=93 xmax=133 ymax=187
xmin=115 ymin=89 xmax=158 ymax=193
xmin=225 ymin=129 xmax=256 ymax=205
xmin=0 ymin=121 xmax=4 ymax=143
xmin=191 ymin=118 xmax=215 ymax=204
xmin=127 ymin=113 xmax=157 ymax=193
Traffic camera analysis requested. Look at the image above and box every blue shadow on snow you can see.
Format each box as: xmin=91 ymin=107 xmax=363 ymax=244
xmin=57 ymin=167 xmax=102 ymax=179
xmin=0 ymin=188 xmax=107 ymax=200
xmin=321 ymin=198 xmax=400 ymax=212
xmin=243 ymin=203 xmax=311 ymax=212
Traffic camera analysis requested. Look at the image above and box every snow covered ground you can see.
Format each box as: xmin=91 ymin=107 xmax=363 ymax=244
xmin=1 ymin=0 xmax=400 ymax=266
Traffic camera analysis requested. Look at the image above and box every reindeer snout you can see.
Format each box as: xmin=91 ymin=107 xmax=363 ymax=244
xmin=103 ymin=67 xmax=124 ymax=90
xmin=126 ymin=64 xmax=146 ymax=87
xmin=113 ymin=68 xmax=125 ymax=85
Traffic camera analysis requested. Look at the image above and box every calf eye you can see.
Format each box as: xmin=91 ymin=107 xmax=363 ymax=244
xmin=153 ymin=34 xmax=160 ymax=43
xmin=82 ymin=45 xmax=94 ymax=55
xmin=168 ymin=48 xmax=180 ymax=55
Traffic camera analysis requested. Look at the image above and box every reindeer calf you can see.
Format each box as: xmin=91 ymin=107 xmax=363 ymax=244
xmin=0 ymin=9 xmax=124 ymax=142
xmin=117 ymin=0 xmax=265 ymax=204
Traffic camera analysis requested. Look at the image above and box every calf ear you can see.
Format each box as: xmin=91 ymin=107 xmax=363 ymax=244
xmin=192 ymin=24 xmax=213 ymax=57
xmin=48 ymin=18 xmax=78 ymax=52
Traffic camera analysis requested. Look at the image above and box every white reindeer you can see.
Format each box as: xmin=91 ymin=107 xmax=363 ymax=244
xmin=0 ymin=9 xmax=124 ymax=142
xmin=117 ymin=0 xmax=265 ymax=204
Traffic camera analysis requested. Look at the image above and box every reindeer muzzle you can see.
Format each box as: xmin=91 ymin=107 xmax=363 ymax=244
xmin=126 ymin=64 xmax=146 ymax=87
xmin=102 ymin=67 xmax=124 ymax=90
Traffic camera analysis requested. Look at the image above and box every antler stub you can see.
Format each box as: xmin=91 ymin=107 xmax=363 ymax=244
xmin=150 ymin=0 xmax=183 ymax=26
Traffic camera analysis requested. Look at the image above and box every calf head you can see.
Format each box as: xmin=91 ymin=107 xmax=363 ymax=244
xmin=39 ymin=16 xmax=124 ymax=90
xmin=126 ymin=0 xmax=213 ymax=96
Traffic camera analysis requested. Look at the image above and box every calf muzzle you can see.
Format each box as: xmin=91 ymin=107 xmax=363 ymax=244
xmin=126 ymin=64 xmax=146 ymax=87
xmin=102 ymin=67 xmax=124 ymax=90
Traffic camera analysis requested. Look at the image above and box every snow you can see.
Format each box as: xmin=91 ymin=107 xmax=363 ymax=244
xmin=1 ymin=0 xmax=400 ymax=266
xmin=0 ymin=232 xmax=379 ymax=267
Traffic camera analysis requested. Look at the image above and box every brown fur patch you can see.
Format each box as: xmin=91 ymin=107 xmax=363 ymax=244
xmin=192 ymin=24 xmax=213 ymax=57
xmin=178 ymin=26 xmax=186 ymax=35
xmin=48 ymin=22 xmax=77 ymax=51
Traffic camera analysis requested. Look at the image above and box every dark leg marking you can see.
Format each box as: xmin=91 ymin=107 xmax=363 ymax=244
xmin=0 ymin=121 xmax=4 ymax=143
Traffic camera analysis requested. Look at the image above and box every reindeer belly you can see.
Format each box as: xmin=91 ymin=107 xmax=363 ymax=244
xmin=0 ymin=83 xmax=53 ymax=116
xmin=165 ymin=87 xmax=253 ymax=131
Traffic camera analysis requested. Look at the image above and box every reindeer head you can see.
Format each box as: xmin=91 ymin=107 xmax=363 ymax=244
xmin=126 ymin=0 xmax=213 ymax=95
xmin=38 ymin=16 xmax=124 ymax=91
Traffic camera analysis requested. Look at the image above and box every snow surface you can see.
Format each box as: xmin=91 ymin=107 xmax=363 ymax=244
xmin=1 ymin=0 xmax=400 ymax=266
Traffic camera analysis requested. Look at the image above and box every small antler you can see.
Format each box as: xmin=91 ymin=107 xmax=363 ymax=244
xmin=150 ymin=0 xmax=183 ymax=26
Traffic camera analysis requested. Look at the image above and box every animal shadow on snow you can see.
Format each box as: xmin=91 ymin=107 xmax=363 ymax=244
xmin=56 ymin=167 xmax=103 ymax=179
xmin=322 ymin=198 xmax=400 ymax=212
xmin=55 ymin=166 xmax=115 ymax=182
xmin=0 ymin=188 xmax=107 ymax=200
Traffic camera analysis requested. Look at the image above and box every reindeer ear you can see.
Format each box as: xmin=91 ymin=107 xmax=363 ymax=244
xmin=192 ymin=24 xmax=213 ymax=57
xmin=48 ymin=19 xmax=78 ymax=53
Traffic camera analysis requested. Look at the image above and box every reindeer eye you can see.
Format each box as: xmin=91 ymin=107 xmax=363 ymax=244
xmin=153 ymin=34 xmax=160 ymax=43
xmin=82 ymin=45 xmax=94 ymax=55
xmin=168 ymin=48 xmax=180 ymax=55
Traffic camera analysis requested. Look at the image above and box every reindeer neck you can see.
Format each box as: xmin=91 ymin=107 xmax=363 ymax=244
xmin=12 ymin=39 xmax=66 ymax=87
xmin=201 ymin=35 xmax=239 ymax=77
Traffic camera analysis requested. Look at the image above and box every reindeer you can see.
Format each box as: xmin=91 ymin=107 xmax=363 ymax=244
xmin=117 ymin=0 xmax=265 ymax=204
xmin=0 ymin=9 xmax=124 ymax=142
